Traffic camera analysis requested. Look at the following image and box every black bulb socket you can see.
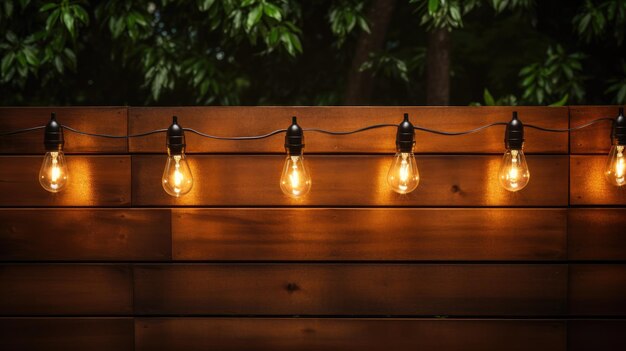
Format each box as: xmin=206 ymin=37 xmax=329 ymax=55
xmin=167 ymin=116 xmax=186 ymax=155
xmin=396 ymin=113 xmax=415 ymax=153
xmin=44 ymin=112 xmax=64 ymax=151
xmin=613 ymin=107 xmax=626 ymax=146
xmin=285 ymin=116 xmax=304 ymax=154
xmin=505 ymin=111 xmax=524 ymax=150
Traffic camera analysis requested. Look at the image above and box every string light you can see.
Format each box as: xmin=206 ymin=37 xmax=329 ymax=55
xmin=0 ymin=109 xmax=623 ymax=196
xmin=39 ymin=113 xmax=68 ymax=193
xmin=388 ymin=114 xmax=419 ymax=194
xmin=499 ymin=112 xmax=530 ymax=192
xmin=162 ymin=116 xmax=193 ymax=197
xmin=605 ymin=107 xmax=626 ymax=186
xmin=281 ymin=117 xmax=311 ymax=198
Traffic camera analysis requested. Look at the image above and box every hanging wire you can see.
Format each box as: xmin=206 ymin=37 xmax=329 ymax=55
xmin=62 ymin=125 xmax=168 ymax=138
xmin=0 ymin=125 xmax=45 ymax=136
xmin=304 ymin=123 xmax=397 ymax=135
xmin=0 ymin=116 xmax=618 ymax=139
xmin=184 ymin=128 xmax=287 ymax=140
xmin=525 ymin=117 xmax=614 ymax=132
xmin=413 ymin=122 xmax=508 ymax=135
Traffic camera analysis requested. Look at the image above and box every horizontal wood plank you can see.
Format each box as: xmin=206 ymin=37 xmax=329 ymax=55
xmin=567 ymin=320 xmax=626 ymax=351
xmin=132 ymin=155 xmax=569 ymax=206
xmin=569 ymin=264 xmax=626 ymax=316
xmin=134 ymin=264 xmax=567 ymax=316
xmin=0 ymin=265 xmax=132 ymax=315
xmin=129 ymin=106 xmax=568 ymax=154
xmin=0 ymin=209 xmax=171 ymax=261
xmin=173 ymin=208 xmax=566 ymax=261
xmin=0 ymin=318 xmax=133 ymax=351
xmin=570 ymin=106 xmax=623 ymax=154
xmin=568 ymin=209 xmax=626 ymax=260
xmin=0 ymin=156 xmax=131 ymax=207
xmin=135 ymin=318 xmax=565 ymax=351
xmin=570 ymin=156 xmax=626 ymax=205
xmin=0 ymin=107 xmax=127 ymax=154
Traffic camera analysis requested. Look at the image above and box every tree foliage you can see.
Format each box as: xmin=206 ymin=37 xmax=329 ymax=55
xmin=0 ymin=0 xmax=624 ymax=105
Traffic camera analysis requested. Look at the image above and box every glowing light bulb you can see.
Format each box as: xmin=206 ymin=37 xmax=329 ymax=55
xmin=281 ymin=116 xmax=311 ymax=198
xmin=162 ymin=115 xmax=193 ymax=197
xmin=605 ymin=144 xmax=626 ymax=186
xmin=39 ymin=150 xmax=68 ymax=192
xmin=280 ymin=153 xmax=311 ymax=198
xmin=40 ymin=112 xmax=67 ymax=193
xmin=388 ymin=113 xmax=419 ymax=194
xmin=387 ymin=152 xmax=419 ymax=194
xmin=162 ymin=153 xmax=193 ymax=197
xmin=499 ymin=148 xmax=530 ymax=192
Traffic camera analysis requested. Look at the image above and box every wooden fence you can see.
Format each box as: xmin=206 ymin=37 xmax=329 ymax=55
xmin=0 ymin=106 xmax=625 ymax=350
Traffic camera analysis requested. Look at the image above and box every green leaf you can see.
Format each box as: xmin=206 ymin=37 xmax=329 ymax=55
xmin=449 ymin=5 xmax=461 ymax=21
xmin=23 ymin=47 xmax=39 ymax=66
xmin=246 ymin=5 xmax=263 ymax=31
xmin=263 ymin=3 xmax=282 ymax=21
xmin=45 ymin=9 xmax=60 ymax=31
xmin=199 ymin=0 xmax=215 ymax=11
xmin=54 ymin=56 xmax=64 ymax=73
xmin=1 ymin=52 xmax=15 ymax=75
xmin=549 ymin=94 xmax=568 ymax=107
xmin=62 ymin=11 xmax=75 ymax=35
xmin=39 ymin=3 xmax=57 ymax=12
xmin=428 ymin=0 xmax=440 ymax=14
xmin=483 ymin=88 xmax=496 ymax=106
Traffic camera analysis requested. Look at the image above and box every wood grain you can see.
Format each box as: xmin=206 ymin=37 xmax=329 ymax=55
xmin=570 ymin=156 xmax=626 ymax=205
xmin=172 ymin=208 xmax=566 ymax=261
xmin=134 ymin=264 xmax=567 ymax=316
xmin=132 ymin=155 xmax=569 ymax=206
xmin=569 ymin=264 xmax=626 ymax=316
xmin=129 ymin=106 xmax=568 ymax=154
xmin=568 ymin=209 xmax=626 ymax=260
xmin=0 ymin=156 xmax=131 ymax=207
xmin=0 ymin=318 xmax=133 ymax=351
xmin=0 ymin=107 xmax=127 ymax=154
xmin=0 ymin=209 xmax=171 ymax=261
xmin=570 ymin=106 xmax=624 ymax=154
xmin=568 ymin=320 xmax=626 ymax=351
xmin=135 ymin=318 xmax=566 ymax=351
xmin=0 ymin=265 xmax=133 ymax=315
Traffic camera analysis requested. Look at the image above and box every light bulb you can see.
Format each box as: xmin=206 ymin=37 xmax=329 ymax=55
xmin=388 ymin=113 xmax=418 ymax=194
xmin=281 ymin=116 xmax=311 ymax=198
xmin=39 ymin=151 xmax=68 ymax=192
xmin=605 ymin=144 xmax=626 ymax=186
xmin=387 ymin=152 xmax=419 ymax=194
xmin=280 ymin=153 xmax=311 ymax=198
xmin=162 ymin=153 xmax=193 ymax=197
xmin=162 ymin=115 xmax=193 ymax=197
xmin=499 ymin=148 xmax=530 ymax=192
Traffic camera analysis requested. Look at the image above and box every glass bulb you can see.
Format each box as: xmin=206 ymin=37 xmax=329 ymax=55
xmin=39 ymin=151 xmax=68 ymax=193
xmin=387 ymin=152 xmax=419 ymax=194
xmin=280 ymin=153 xmax=311 ymax=198
xmin=499 ymin=148 xmax=530 ymax=192
xmin=162 ymin=153 xmax=193 ymax=197
xmin=605 ymin=144 xmax=626 ymax=186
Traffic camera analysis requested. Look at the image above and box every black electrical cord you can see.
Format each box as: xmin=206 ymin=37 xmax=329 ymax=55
xmin=414 ymin=122 xmax=508 ymax=135
xmin=184 ymin=128 xmax=287 ymax=140
xmin=525 ymin=117 xmax=614 ymax=132
xmin=62 ymin=125 xmax=168 ymax=138
xmin=0 ymin=117 xmax=617 ymax=139
xmin=304 ymin=123 xmax=397 ymax=135
xmin=0 ymin=125 xmax=45 ymax=136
